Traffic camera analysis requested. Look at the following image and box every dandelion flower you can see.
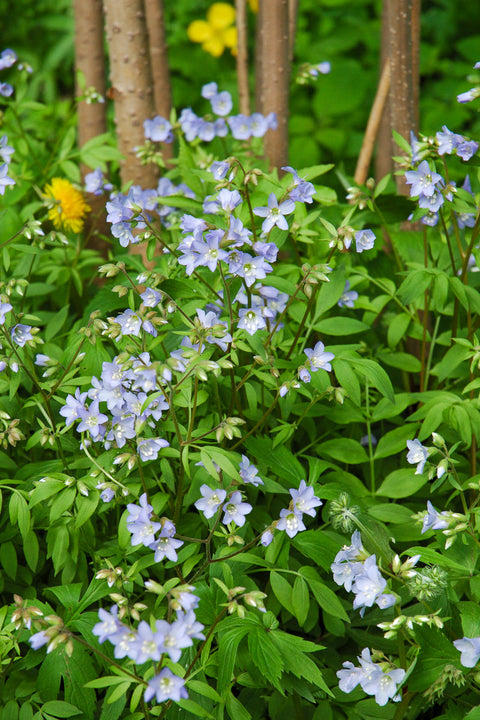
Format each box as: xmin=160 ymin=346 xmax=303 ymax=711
xmin=44 ymin=178 xmax=90 ymax=233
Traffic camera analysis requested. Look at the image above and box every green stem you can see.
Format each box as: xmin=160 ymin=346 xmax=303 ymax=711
xmin=285 ymin=286 xmax=317 ymax=361
xmin=364 ymin=379 xmax=375 ymax=494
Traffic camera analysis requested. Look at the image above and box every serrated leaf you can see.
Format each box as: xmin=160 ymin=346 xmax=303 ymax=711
xmin=248 ymin=628 xmax=284 ymax=688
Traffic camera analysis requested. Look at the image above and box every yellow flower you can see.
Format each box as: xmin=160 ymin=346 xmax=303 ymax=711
xmin=248 ymin=0 xmax=258 ymax=12
xmin=187 ymin=3 xmax=237 ymax=57
xmin=44 ymin=178 xmax=90 ymax=234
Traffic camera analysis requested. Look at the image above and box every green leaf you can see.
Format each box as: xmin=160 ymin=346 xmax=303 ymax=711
xmin=321 ymin=438 xmax=368 ymax=464
xmin=299 ymin=566 xmax=349 ymax=621
xmin=333 ymin=358 xmax=361 ymax=406
xmin=270 ymin=572 xmax=295 ymax=615
xmin=217 ymin=623 xmax=250 ymax=693
xmin=376 ymin=468 xmax=428 ymax=498
xmin=23 ymin=530 xmax=39 ymax=571
xmin=314 ymin=317 xmax=369 ymax=335
xmin=354 ymin=358 xmax=395 ymax=403
xmin=105 ymin=682 xmax=131 ymax=705
xmin=293 ymin=530 xmax=340 ymax=571
xmin=292 ymin=576 xmax=310 ymax=627
xmin=404 ymin=547 xmax=466 ymax=572
xmin=397 ymin=270 xmax=433 ymax=305
xmin=187 ymin=680 xmax=222 ymax=704
xmin=387 ymin=312 xmax=411 ymax=349
xmin=61 ymin=647 xmax=97 ymax=719
xmin=368 ymin=503 xmax=415 ymax=524
xmin=75 ymin=492 xmax=99 ymax=529
xmin=298 ymin=164 xmax=334 ymax=181
xmin=270 ymin=630 xmax=332 ymax=696
xmin=50 ymin=487 xmax=76 ymax=521
xmin=457 ymin=601 xmax=480 ymax=637
xmin=374 ymin=424 xmax=419 ymax=460
xmin=225 ymin=693 xmax=251 ymax=720
xmin=45 ymin=305 xmax=70 ymax=341
xmin=99 ymin=695 xmax=126 ymax=720
xmin=378 ymin=351 xmax=421 ymax=373
xmin=9 ymin=491 xmax=30 ymax=540
xmin=41 ymin=702 xmax=82 ymax=718
xmin=248 ymin=628 xmax=284 ymax=688
xmin=0 ymin=541 xmax=17 ymax=580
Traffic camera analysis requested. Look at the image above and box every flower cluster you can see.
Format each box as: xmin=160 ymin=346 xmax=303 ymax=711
xmin=337 ymin=648 xmax=405 ymax=705
xmin=331 ymin=531 xmax=396 ymax=615
xmin=272 ymin=480 xmax=323 ymax=540
xmin=127 ymin=493 xmax=183 ymax=562
xmin=457 ymin=61 xmax=480 ymax=103
xmin=92 ymin=593 xmax=204 ymax=704
xmin=60 ymin=353 xmax=170 ymax=475
xmin=195 ymin=485 xmax=252 ymax=527
xmin=106 ymin=179 xmax=195 ymax=247
xmin=405 ymin=126 xmax=478 ymax=226
xmin=145 ymin=84 xmax=277 ymax=145
xmin=0 ymin=47 xmax=16 ymax=97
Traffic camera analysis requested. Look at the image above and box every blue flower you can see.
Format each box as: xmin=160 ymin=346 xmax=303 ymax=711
xmin=355 ymin=229 xmax=376 ymax=253
xmin=453 ymin=637 xmax=480 ymax=668
xmin=253 ymin=193 xmax=295 ymax=233
xmin=406 ymin=438 xmax=428 ymax=474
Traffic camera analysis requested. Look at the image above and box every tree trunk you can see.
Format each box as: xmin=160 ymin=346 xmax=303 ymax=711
xmin=74 ymin=0 xmax=107 ymax=178
xmin=144 ymin=0 xmax=173 ymax=162
xmin=258 ymin=0 xmax=290 ymax=170
xmin=387 ymin=0 xmax=421 ymax=194
xmin=74 ymin=0 xmax=109 ymax=255
xmin=235 ymin=0 xmax=250 ymax=116
xmin=103 ymin=0 xmax=158 ymax=189
xmin=375 ymin=0 xmax=393 ymax=181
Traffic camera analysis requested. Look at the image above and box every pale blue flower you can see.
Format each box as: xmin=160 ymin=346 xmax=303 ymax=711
xmin=453 ymin=637 xmax=480 ymax=668
xmin=406 ymin=438 xmax=428 ymax=474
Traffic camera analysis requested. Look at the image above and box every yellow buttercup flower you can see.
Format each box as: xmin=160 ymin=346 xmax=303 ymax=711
xmin=44 ymin=178 xmax=90 ymax=234
xmin=187 ymin=3 xmax=237 ymax=57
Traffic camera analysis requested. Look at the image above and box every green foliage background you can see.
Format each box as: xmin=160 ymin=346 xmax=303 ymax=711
xmin=1 ymin=0 xmax=480 ymax=170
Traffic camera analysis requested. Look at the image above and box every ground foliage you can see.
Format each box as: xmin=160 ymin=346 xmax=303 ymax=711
xmin=1 ymin=9 xmax=480 ymax=720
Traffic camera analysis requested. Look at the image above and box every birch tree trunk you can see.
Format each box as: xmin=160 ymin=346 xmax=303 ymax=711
xmin=144 ymin=0 xmax=173 ymax=162
xmin=103 ymin=0 xmax=158 ymax=189
xmin=258 ymin=0 xmax=290 ymax=170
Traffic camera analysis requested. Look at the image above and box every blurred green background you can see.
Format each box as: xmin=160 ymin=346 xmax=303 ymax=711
xmin=1 ymin=0 xmax=479 ymax=172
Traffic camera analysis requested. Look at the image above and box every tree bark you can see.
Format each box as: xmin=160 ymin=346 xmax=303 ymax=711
xmin=74 ymin=0 xmax=107 ymax=178
xmin=103 ymin=0 xmax=158 ymax=189
xmin=387 ymin=0 xmax=421 ymax=194
xmin=235 ymin=0 xmax=250 ymax=116
xmin=375 ymin=0 xmax=393 ymax=181
xmin=288 ymin=0 xmax=298 ymax=66
xmin=258 ymin=0 xmax=290 ymax=170
xmin=144 ymin=0 xmax=173 ymax=162
xmin=254 ymin=0 xmax=265 ymax=114
xmin=74 ymin=0 xmax=109 ymax=255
